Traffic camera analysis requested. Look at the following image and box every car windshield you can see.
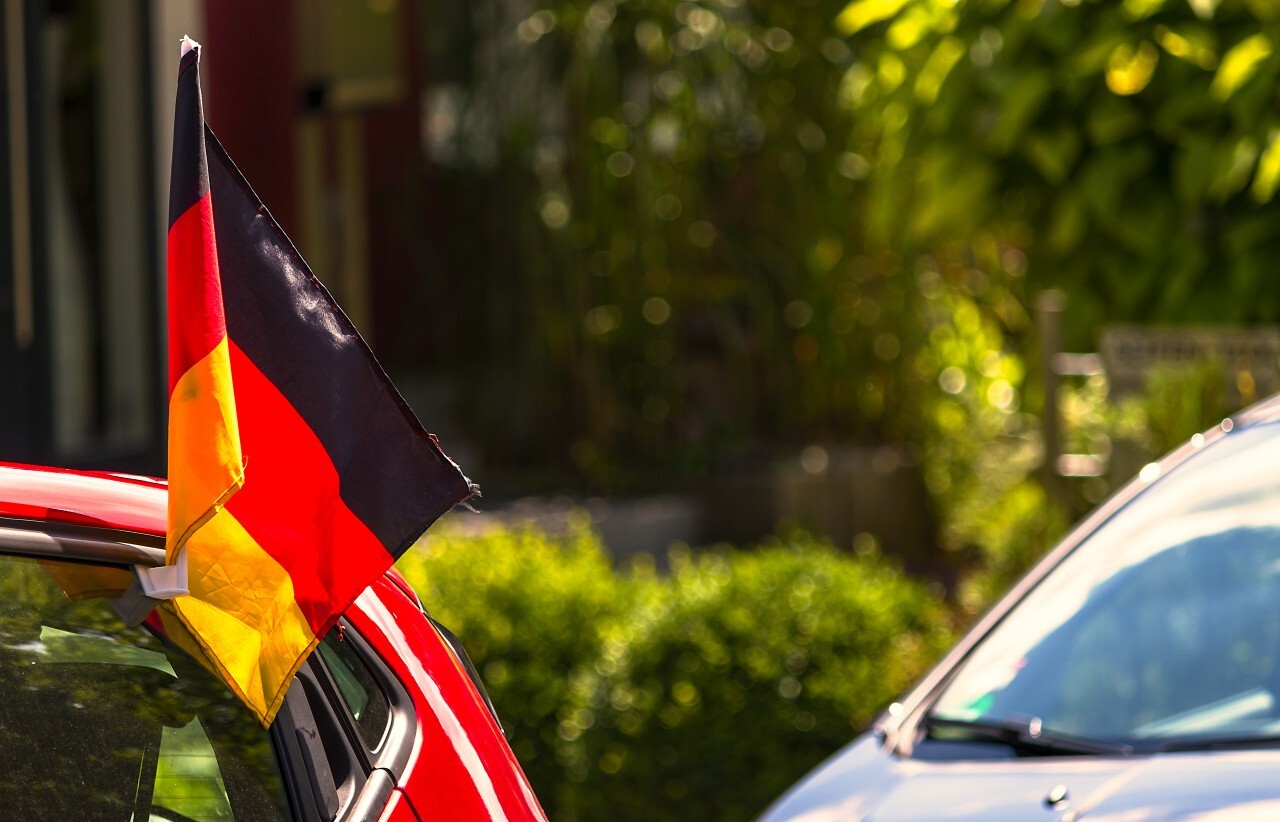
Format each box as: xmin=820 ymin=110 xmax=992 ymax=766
xmin=931 ymin=420 xmax=1280 ymax=752
xmin=0 ymin=551 xmax=290 ymax=819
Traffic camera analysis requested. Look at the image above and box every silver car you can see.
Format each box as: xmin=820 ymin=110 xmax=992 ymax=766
xmin=764 ymin=396 xmax=1280 ymax=821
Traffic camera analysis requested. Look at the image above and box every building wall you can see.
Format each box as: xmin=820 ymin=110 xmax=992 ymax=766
xmin=3 ymin=0 xmax=168 ymax=473
xmin=1 ymin=0 xmax=435 ymax=474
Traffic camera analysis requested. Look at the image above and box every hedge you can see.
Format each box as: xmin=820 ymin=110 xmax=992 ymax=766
xmin=396 ymin=522 xmax=952 ymax=821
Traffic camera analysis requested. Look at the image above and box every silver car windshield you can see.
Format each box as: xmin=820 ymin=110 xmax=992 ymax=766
xmin=932 ymin=421 xmax=1280 ymax=749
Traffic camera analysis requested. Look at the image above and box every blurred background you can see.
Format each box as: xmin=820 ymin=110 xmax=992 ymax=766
xmin=4 ymin=0 xmax=1280 ymax=818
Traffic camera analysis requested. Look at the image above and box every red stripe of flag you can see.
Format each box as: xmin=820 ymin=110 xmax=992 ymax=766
xmin=222 ymin=340 xmax=395 ymax=634
xmin=167 ymin=193 xmax=227 ymax=395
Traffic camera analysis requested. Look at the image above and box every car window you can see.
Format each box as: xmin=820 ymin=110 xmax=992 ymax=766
xmin=0 ymin=553 xmax=290 ymax=820
xmin=931 ymin=421 xmax=1280 ymax=749
xmin=315 ymin=627 xmax=391 ymax=749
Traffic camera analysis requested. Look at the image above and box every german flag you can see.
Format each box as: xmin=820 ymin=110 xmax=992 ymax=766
xmin=161 ymin=40 xmax=473 ymax=726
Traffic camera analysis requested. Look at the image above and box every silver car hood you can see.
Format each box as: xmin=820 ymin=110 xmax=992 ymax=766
xmin=760 ymin=734 xmax=1280 ymax=821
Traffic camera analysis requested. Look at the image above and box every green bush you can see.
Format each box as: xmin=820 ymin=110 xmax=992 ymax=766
xmin=397 ymin=524 xmax=953 ymax=821
xmin=395 ymin=521 xmax=631 ymax=808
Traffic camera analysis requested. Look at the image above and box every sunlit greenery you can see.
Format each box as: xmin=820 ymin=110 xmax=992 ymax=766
xmin=836 ymin=0 xmax=1280 ymax=342
xmin=428 ymin=0 xmax=942 ymax=483
xmin=402 ymin=3 xmax=1280 ymax=815
xmin=398 ymin=523 xmax=952 ymax=820
xmin=422 ymin=0 xmax=1275 ymax=602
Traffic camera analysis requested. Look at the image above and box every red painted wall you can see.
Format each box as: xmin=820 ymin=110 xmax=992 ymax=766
xmin=201 ymin=0 xmax=299 ymax=238
xmin=363 ymin=0 xmax=431 ymax=365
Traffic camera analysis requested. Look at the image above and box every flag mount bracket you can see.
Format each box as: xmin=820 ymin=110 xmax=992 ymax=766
xmin=112 ymin=550 xmax=189 ymax=626
xmin=134 ymin=547 xmax=190 ymax=600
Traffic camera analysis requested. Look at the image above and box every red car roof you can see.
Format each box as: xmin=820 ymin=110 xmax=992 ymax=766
xmin=0 ymin=462 xmax=167 ymax=536
xmin=0 ymin=464 xmax=427 ymax=596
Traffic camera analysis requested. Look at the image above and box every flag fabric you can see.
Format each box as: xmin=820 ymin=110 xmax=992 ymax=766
xmin=161 ymin=39 xmax=474 ymax=726
xmin=165 ymin=39 xmax=245 ymax=566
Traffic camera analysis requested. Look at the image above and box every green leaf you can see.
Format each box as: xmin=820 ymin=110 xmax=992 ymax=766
xmin=1208 ymin=135 xmax=1258 ymax=201
xmin=887 ymin=5 xmax=939 ymax=50
xmin=835 ymin=0 xmax=912 ymax=36
xmin=914 ymin=36 xmax=967 ymax=103
xmin=1106 ymin=42 xmax=1159 ymax=95
xmin=1154 ymin=24 xmax=1217 ymax=70
xmin=910 ymin=149 xmax=995 ymax=239
xmin=1210 ymin=33 xmax=1272 ymax=101
xmin=1251 ymin=128 xmax=1280 ymax=202
xmin=1187 ymin=0 xmax=1221 ymax=19
xmin=1122 ymin=0 xmax=1167 ymax=20
xmin=1242 ymin=0 xmax=1280 ymax=19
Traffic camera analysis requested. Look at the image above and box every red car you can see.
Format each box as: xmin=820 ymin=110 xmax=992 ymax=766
xmin=0 ymin=462 xmax=545 ymax=821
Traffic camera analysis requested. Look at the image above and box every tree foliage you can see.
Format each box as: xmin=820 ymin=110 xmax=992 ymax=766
xmin=421 ymin=0 xmax=1277 ymax=596
xmin=842 ymin=0 xmax=1280 ymax=343
xmin=428 ymin=0 xmax=1280 ymax=487
xmin=427 ymin=0 xmax=948 ymax=482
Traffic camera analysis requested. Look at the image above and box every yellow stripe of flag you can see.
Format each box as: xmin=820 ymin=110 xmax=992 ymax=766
xmin=168 ymin=336 xmax=244 ymax=558
xmin=161 ymin=505 xmax=317 ymax=724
